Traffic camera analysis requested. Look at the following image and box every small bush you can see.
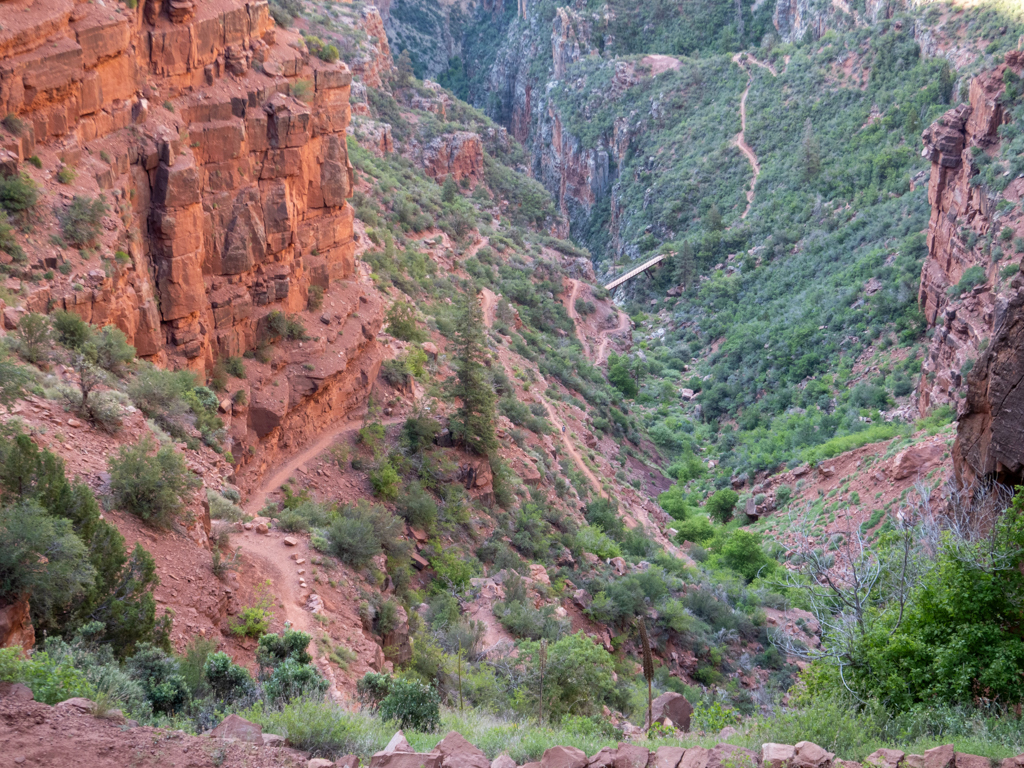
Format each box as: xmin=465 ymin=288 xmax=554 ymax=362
xmin=0 ymin=173 xmax=38 ymax=219
xmin=127 ymin=364 xmax=196 ymax=436
xmin=204 ymin=651 xmax=254 ymax=703
xmin=380 ymin=358 xmax=412 ymax=387
xmin=12 ymin=312 xmax=51 ymax=364
xmin=230 ymin=583 xmax=275 ymax=638
xmin=396 ymin=481 xmax=438 ymax=530
xmin=56 ymin=166 xmax=77 ymax=185
xmin=1 ymin=114 xmax=25 ymax=136
xmin=1000 ymin=262 xmax=1019 ymax=280
xmin=58 ymin=195 xmax=107 ymax=248
xmin=108 ymin=436 xmax=199 ymax=528
xmin=291 ymin=79 xmax=313 ymax=102
xmin=385 ymin=301 xmax=427 ymax=342
xmin=0 ymin=647 xmax=95 ymax=705
xmin=324 ymin=501 xmax=402 ymax=568
xmin=948 ymin=265 xmax=986 ymax=297
xmin=51 ymin=310 xmax=92 ymax=350
xmin=705 ymin=488 xmax=739 ymax=523
xmin=369 ymin=459 xmax=400 ymax=501
xmin=308 ymin=285 xmax=324 ymax=310
xmin=224 ymin=356 xmax=246 ymax=378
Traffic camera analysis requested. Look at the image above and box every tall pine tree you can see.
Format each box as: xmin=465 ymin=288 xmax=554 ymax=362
xmin=674 ymin=240 xmax=695 ymax=288
xmin=451 ymin=292 xmax=497 ymax=456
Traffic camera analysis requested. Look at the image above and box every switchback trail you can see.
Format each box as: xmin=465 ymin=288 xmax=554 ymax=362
xmin=564 ymin=279 xmax=593 ymax=360
xmin=564 ymin=278 xmax=630 ymax=366
xmin=731 ymin=53 xmax=777 ymax=219
xmin=484 ymin=285 xmax=608 ymax=499
xmin=596 ymin=308 xmax=631 ymax=366
xmin=236 ymin=411 xmax=408 ymax=647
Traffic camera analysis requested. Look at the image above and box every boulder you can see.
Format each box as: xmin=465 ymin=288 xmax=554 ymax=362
xmin=435 ymin=731 xmax=490 ymax=768
xmin=589 ymin=750 xmax=618 ymax=768
xmin=310 ymin=761 xmax=335 ymax=768
xmin=763 ymin=744 xmax=796 ymax=768
xmin=609 ymin=557 xmax=628 ymax=576
xmin=529 ymin=564 xmax=550 ymax=585
xmin=707 ymin=745 xmax=757 ymax=768
xmin=954 ymin=755 xmax=992 ymax=768
xmin=679 ymin=749 xmax=710 ymax=768
xmin=55 ymin=697 xmax=95 ymax=714
xmin=923 ymin=746 xmax=955 ymax=768
xmin=652 ymin=748 xmax=686 ymax=768
xmin=542 ymin=747 xmax=588 ymax=768
xmin=0 ymin=596 xmax=35 ymax=651
xmin=492 ymin=756 xmax=517 ymax=768
xmin=263 ymin=734 xmax=286 ymax=746
xmin=650 ymin=691 xmax=693 ymax=731
xmin=865 ymin=751 xmax=904 ymax=768
xmin=793 ymin=743 xmax=834 ymax=768
xmin=890 ymin=443 xmax=945 ymax=480
xmin=209 ymin=713 xmax=263 ymax=744
xmin=370 ymin=753 xmax=443 ymax=768
xmin=614 ymin=744 xmax=650 ymax=768
xmin=422 ymin=342 xmax=439 ymax=359
xmin=0 ymin=682 xmax=34 ymax=702
xmin=336 ymin=758 xmax=361 ymax=768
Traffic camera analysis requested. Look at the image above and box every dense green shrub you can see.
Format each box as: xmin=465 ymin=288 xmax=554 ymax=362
xmin=58 ymin=195 xmax=107 ymax=247
xmin=396 ymin=481 xmax=438 ymax=530
xmin=51 ymin=310 xmax=92 ymax=350
xmin=204 ymin=651 xmax=254 ymax=703
xmin=377 ymin=677 xmax=441 ymax=731
xmin=705 ymin=489 xmax=739 ymax=523
xmin=386 ymin=301 xmax=427 ymax=341
xmin=108 ymin=436 xmax=199 ymax=528
xmin=323 ymin=501 xmax=402 ymax=568
xmin=12 ymin=312 xmax=51 ymax=364
xmin=0 ymin=173 xmax=38 ymax=219
xmin=675 ymin=516 xmax=715 ymax=545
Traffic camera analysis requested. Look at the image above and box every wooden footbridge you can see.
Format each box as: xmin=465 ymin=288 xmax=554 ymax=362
xmin=603 ymin=254 xmax=666 ymax=291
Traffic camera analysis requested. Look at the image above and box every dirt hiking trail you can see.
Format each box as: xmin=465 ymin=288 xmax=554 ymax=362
xmin=732 ymin=53 xmax=777 ymax=219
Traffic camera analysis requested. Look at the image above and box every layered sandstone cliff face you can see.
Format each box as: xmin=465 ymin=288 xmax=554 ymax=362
xmin=917 ymin=59 xmax=1019 ymax=412
xmin=0 ymin=0 xmax=385 ymax=480
xmin=917 ymin=52 xmax=1024 ymax=486
xmin=771 ymin=0 xmax=908 ymax=43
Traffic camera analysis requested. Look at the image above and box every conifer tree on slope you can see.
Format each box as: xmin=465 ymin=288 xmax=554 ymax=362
xmin=451 ymin=292 xmax=497 ymax=457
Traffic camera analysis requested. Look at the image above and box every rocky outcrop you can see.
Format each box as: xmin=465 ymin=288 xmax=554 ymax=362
xmin=0 ymin=0 xmax=387 ymax=478
xmin=423 ymin=131 xmax=484 ymax=185
xmin=353 ymin=6 xmax=393 ymax=89
xmin=917 ymin=52 xmax=1024 ymax=487
xmin=917 ymin=57 xmax=1021 ymax=413
xmin=772 ymin=0 xmax=911 ymax=43
xmin=955 ymin=278 xmax=1024 ymax=486
xmin=0 ymin=597 xmax=35 ymax=651
xmin=552 ymin=8 xmax=593 ymax=81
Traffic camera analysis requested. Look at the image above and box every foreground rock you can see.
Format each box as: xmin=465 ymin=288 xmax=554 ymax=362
xmin=649 ymin=691 xmax=693 ymax=731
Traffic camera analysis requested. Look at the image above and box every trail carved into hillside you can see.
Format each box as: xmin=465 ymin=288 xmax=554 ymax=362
xmin=732 ymin=53 xmax=777 ymax=219
xmin=237 ymin=412 xmax=407 ymax=641
xmin=596 ymin=308 xmax=631 ymax=366
xmin=564 ymin=278 xmax=630 ymax=366
xmin=484 ymin=285 xmax=608 ymax=500
xmin=564 ymin=279 xmax=593 ymax=360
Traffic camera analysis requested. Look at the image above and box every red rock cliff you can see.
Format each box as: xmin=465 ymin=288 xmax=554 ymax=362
xmin=918 ymin=51 xmax=1024 ymax=486
xmin=0 ymin=0 xmax=385 ymax=482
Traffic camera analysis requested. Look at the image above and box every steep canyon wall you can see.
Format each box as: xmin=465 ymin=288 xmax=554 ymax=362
xmin=918 ymin=52 xmax=1024 ymax=486
xmin=0 ymin=0 xmax=384 ymax=482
